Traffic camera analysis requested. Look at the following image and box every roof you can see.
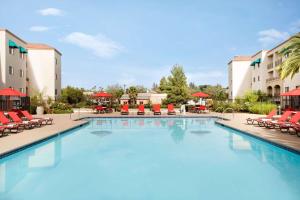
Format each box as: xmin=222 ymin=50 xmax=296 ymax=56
xmin=228 ymin=55 xmax=251 ymax=64
xmin=26 ymin=43 xmax=62 ymax=55
xmin=0 ymin=28 xmax=27 ymax=44
xmin=137 ymin=93 xmax=151 ymax=100
xmin=120 ymin=94 xmax=130 ymax=100
xmin=268 ymin=32 xmax=300 ymax=54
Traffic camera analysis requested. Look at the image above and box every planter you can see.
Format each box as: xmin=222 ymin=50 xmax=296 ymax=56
xmin=36 ymin=106 xmax=44 ymax=115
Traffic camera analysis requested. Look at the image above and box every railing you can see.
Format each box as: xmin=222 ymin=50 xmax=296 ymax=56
xmin=275 ymin=59 xmax=282 ymax=67
xmin=266 ymin=77 xmax=280 ymax=83
xmin=267 ymin=63 xmax=273 ymax=69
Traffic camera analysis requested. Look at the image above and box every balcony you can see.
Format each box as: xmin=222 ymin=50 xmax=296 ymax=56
xmin=267 ymin=63 xmax=273 ymax=69
xmin=274 ymin=59 xmax=282 ymax=67
xmin=266 ymin=77 xmax=280 ymax=83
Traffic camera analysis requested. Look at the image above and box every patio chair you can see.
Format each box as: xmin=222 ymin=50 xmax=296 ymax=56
xmin=0 ymin=112 xmax=21 ymax=132
xmin=279 ymin=112 xmax=300 ymax=133
xmin=121 ymin=104 xmax=129 ymax=115
xmin=167 ymin=104 xmax=176 ymax=115
xmin=0 ymin=126 xmax=7 ymax=137
xmin=8 ymin=112 xmax=36 ymax=129
xmin=95 ymin=105 xmax=105 ymax=114
xmin=20 ymin=110 xmax=52 ymax=125
xmin=246 ymin=109 xmax=276 ymax=125
xmin=291 ymin=124 xmax=300 ymax=137
xmin=264 ymin=111 xmax=293 ymax=129
xmin=152 ymin=104 xmax=161 ymax=115
xmin=137 ymin=104 xmax=145 ymax=115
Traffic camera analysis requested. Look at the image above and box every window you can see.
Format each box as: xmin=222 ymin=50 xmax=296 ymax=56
xmin=296 ymin=85 xmax=300 ymax=89
xmin=253 ymin=77 xmax=255 ymax=82
xmin=55 ymin=73 xmax=58 ymax=80
xmin=285 ymin=87 xmax=289 ymax=92
xmin=9 ymin=47 xmax=14 ymax=54
xmin=19 ymin=88 xmax=24 ymax=93
xmin=55 ymin=58 xmax=58 ymax=65
xmin=19 ymin=69 xmax=24 ymax=78
xmin=258 ymin=63 xmax=260 ymax=68
xmin=258 ymin=76 xmax=260 ymax=81
xmin=20 ymin=52 xmax=25 ymax=59
xmin=55 ymin=89 xmax=58 ymax=95
xmin=8 ymin=66 xmax=14 ymax=75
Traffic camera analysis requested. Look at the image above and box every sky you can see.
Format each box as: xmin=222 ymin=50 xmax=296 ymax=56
xmin=1 ymin=0 xmax=300 ymax=89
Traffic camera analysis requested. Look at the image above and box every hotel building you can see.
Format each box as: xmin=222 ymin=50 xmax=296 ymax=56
xmin=228 ymin=33 xmax=300 ymax=108
xmin=0 ymin=29 xmax=61 ymax=99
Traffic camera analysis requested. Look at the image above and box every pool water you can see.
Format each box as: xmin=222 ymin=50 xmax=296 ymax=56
xmin=1 ymin=118 xmax=300 ymax=200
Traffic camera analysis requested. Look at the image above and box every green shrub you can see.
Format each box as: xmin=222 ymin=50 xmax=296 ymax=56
xmin=50 ymin=102 xmax=73 ymax=114
xmin=248 ymin=102 xmax=277 ymax=114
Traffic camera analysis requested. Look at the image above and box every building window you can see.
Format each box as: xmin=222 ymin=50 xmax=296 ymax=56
xmin=9 ymin=47 xmax=14 ymax=54
xmin=55 ymin=89 xmax=58 ymax=95
xmin=258 ymin=63 xmax=260 ymax=68
xmin=296 ymin=85 xmax=300 ymax=89
xmin=55 ymin=58 xmax=58 ymax=65
xmin=285 ymin=87 xmax=289 ymax=92
xmin=20 ymin=52 xmax=25 ymax=59
xmin=258 ymin=76 xmax=260 ymax=81
xmin=19 ymin=88 xmax=24 ymax=93
xmin=8 ymin=66 xmax=14 ymax=75
xmin=253 ymin=77 xmax=255 ymax=82
xmin=55 ymin=73 xmax=58 ymax=80
xmin=19 ymin=69 xmax=24 ymax=77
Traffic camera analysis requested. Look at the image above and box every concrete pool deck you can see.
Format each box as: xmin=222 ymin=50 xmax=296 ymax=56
xmin=0 ymin=111 xmax=300 ymax=158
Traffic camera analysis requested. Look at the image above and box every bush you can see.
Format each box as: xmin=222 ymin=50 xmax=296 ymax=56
xmin=248 ymin=102 xmax=277 ymax=114
xmin=50 ymin=102 xmax=73 ymax=114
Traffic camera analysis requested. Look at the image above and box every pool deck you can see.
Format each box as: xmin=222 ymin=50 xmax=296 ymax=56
xmin=216 ymin=113 xmax=300 ymax=153
xmin=0 ymin=111 xmax=300 ymax=158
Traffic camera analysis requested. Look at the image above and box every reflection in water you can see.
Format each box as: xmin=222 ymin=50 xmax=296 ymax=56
xmin=190 ymin=130 xmax=211 ymax=134
xmin=0 ymin=139 xmax=62 ymax=195
xmin=90 ymin=130 xmax=112 ymax=137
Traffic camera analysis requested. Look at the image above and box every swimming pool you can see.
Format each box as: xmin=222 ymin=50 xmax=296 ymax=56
xmin=1 ymin=118 xmax=300 ymax=200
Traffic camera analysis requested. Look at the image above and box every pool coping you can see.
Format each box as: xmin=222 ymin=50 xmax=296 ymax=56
xmin=0 ymin=121 xmax=89 ymax=159
xmin=215 ymin=120 xmax=300 ymax=155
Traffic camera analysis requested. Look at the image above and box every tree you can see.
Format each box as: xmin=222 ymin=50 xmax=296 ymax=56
xmin=106 ymin=84 xmax=124 ymax=100
xmin=164 ymin=64 xmax=190 ymax=104
xmin=60 ymin=86 xmax=85 ymax=105
xmin=158 ymin=76 xmax=169 ymax=92
xmin=202 ymin=85 xmax=227 ymax=101
xmin=278 ymin=33 xmax=300 ymax=79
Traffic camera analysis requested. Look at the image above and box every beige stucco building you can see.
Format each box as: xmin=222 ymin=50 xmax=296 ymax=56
xmin=228 ymin=33 xmax=300 ymax=108
xmin=0 ymin=29 xmax=61 ymax=99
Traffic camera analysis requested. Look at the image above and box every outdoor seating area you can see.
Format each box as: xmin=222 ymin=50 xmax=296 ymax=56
xmin=246 ymin=109 xmax=300 ymax=137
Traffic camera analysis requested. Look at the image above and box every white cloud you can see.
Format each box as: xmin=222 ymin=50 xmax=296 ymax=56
xmin=37 ymin=8 xmax=64 ymax=16
xmin=258 ymin=29 xmax=289 ymax=47
xmin=62 ymin=32 xmax=123 ymax=58
xmin=29 ymin=26 xmax=51 ymax=32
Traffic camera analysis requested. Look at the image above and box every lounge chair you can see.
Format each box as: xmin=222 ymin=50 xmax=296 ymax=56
xmin=152 ymin=104 xmax=161 ymax=115
xmin=121 ymin=104 xmax=129 ymax=115
xmin=8 ymin=112 xmax=36 ymax=129
xmin=279 ymin=112 xmax=300 ymax=133
xmin=20 ymin=110 xmax=52 ymax=125
xmin=264 ymin=111 xmax=293 ymax=129
xmin=137 ymin=104 xmax=145 ymax=115
xmin=291 ymin=124 xmax=300 ymax=137
xmin=0 ymin=112 xmax=21 ymax=132
xmin=167 ymin=104 xmax=176 ymax=115
xmin=0 ymin=126 xmax=7 ymax=137
xmin=95 ymin=105 xmax=105 ymax=114
xmin=246 ymin=109 xmax=276 ymax=125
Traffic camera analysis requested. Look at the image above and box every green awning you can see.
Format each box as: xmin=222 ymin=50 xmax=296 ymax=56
xmin=255 ymin=58 xmax=261 ymax=63
xmin=250 ymin=61 xmax=255 ymax=66
xmin=19 ymin=46 xmax=28 ymax=54
xmin=8 ymin=40 xmax=18 ymax=48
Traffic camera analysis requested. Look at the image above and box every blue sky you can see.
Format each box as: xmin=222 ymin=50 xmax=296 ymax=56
xmin=1 ymin=0 xmax=300 ymax=89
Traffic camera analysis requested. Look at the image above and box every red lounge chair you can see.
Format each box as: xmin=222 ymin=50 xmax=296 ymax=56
xmin=8 ymin=112 xmax=36 ymax=129
xmin=95 ymin=105 xmax=105 ymax=114
xmin=152 ymin=104 xmax=161 ymax=115
xmin=264 ymin=111 xmax=293 ymax=128
xmin=0 ymin=126 xmax=7 ymax=137
xmin=0 ymin=112 xmax=21 ymax=132
xmin=246 ymin=109 xmax=276 ymax=125
xmin=167 ymin=104 xmax=176 ymax=115
xmin=121 ymin=104 xmax=129 ymax=115
xmin=279 ymin=112 xmax=300 ymax=133
xmin=20 ymin=110 xmax=52 ymax=125
xmin=292 ymin=124 xmax=300 ymax=137
xmin=137 ymin=104 xmax=145 ymax=115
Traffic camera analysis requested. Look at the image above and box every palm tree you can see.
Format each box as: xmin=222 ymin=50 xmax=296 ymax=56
xmin=277 ymin=33 xmax=300 ymax=79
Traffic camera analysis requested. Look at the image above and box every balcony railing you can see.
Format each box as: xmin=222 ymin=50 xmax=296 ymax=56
xmin=267 ymin=63 xmax=273 ymax=69
xmin=266 ymin=77 xmax=280 ymax=83
xmin=275 ymin=59 xmax=282 ymax=67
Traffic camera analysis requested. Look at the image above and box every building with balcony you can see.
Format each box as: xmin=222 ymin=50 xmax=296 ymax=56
xmin=228 ymin=33 xmax=300 ymax=108
xmin=0 ymin=29 xmax=61 ymax=99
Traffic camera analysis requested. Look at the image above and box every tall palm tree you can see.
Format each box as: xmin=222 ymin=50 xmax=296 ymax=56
xmin=277 ymin=33 xmax=300 ymax=79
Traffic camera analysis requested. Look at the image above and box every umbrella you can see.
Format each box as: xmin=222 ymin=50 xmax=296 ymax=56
xmin=92 ymin=92 xmax=112 ymax=98
xmin=192 ymin=92 xmax=209 ymax=98
xmin=0 ymin=88 xmax=26 ymax=97
xmin=280 ymin=88 xmax=300 ymax=96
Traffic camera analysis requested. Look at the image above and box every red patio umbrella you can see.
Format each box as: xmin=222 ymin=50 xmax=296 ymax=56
xmin=92 ymin=92 xmax=112 ymax=98
xmin=280 ymin=88 xmax=300 ymax=96
xmin=0 ymin=88 xmax=26 ymax=97
xmin=192 ymin=92 xmax=209 ymax=98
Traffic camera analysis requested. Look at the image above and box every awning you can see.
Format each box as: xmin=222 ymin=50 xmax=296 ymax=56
xmin=19 ymin=46 xmax=28 ymax=54
xmin=0 ymin=88 xmax=26 ymax=97
xmin=250 ymin=58 xmax=261 ymax=66
xmin=280 ymin=88 xmax=300 ymax=96
xmin=8 ymin=40 xmax=18 ymax=48
xmin=250 ymin=61 xmax=255 ymax=66
xmin=192 ymin=92 xmax=209 ymax=98
xmin=92 ymin=92 xmax=112 ymax=98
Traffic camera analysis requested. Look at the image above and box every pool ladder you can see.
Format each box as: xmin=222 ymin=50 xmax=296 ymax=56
xmin=215 ymin=107 xmax=235 ymax=120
